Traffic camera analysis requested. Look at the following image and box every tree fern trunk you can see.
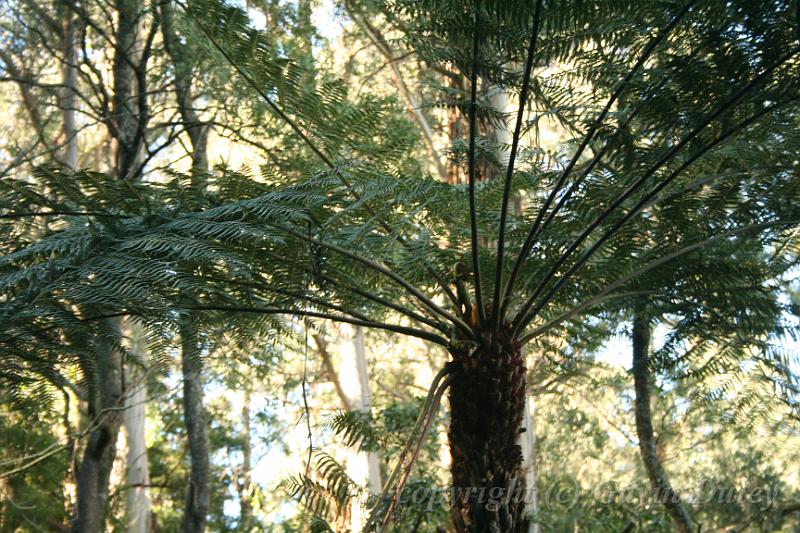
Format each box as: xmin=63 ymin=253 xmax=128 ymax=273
xmin=72 ymin=325 xmax=123 ymax=533
xmin=179 ymin=318 xmax=210 ymax=533
xmin=448 ymin=330 xmax=529 ymax=533
xmin=632 ymin=313 xmax=693 ymax=533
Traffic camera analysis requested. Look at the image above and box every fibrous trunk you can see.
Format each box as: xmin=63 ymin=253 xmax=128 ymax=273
xmin=448 ymin=330 xmax=529 ymax=532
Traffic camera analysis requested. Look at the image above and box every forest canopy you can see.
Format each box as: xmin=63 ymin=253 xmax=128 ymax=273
xmin=1 ymin=0 xmax=799 ymax=532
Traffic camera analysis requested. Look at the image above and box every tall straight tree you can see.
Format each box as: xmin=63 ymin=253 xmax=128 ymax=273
xmin=160 ymin=1 xmax=211 ymax=531
xmin=71 ymin=0 xmax=157 ymax=529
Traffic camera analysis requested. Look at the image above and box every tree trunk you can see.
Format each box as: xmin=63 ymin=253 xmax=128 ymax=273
xmin=520 ymin=395 xmax=539 ymax=533
xmin=352 ymin=326 xmax=382 ymax=495
xmin=632 ymin=313 xmax=694 ymax=533
xmin=316 ymin=327 xmax=382 ymax=530
xmin=160 ymin=0 xmax=208 ymax=179
xmin=72 ymin=322 xmax=124 ymax=533
xmin=239 ymin=384 xmax=253 ymax=531
xmin=448 ymin=331 xmax=528 ymax=533
xmin=161 ymin=6 xmax=211 ymax=530
xmin=72 ymin=0 xmax=144 ymax=519
xmin=122 ymin=320 xmax=151 ymax=533
xmin=60 ymin=5 xmax=80 ymax=171
xmin=179 ymin=319 xmax=210 ymax=533
xmin=111 ymin=0 xmax=143 ymax=181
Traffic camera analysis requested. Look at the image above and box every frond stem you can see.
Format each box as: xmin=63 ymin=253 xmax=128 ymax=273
xmin=492 ymin=0 xmax=544 ymax=330
xmin=467 ymin=0 xmax=485 ymax=324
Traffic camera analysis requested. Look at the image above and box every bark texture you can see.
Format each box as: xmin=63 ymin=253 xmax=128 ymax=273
xmin=73 ymin=1 xmax=143 ymax=527
xmin=448 ymin=329 xmax=528 ymax=533
xmin=160 ymin=0 xmax=208 ymax=177
xmin=60 ymin=5 xmax=80 ymax=170
xmin=179 ymin=319 xmax=210 ymax=533
xmin=632 ymin=313 xmax=693 ymax=533
xmin=123 ymin=320 xmax=151 ymax=533
xmin=72 ymin=324 xmax=124 ymax=533
xmin=111 ymin=0 xmax=143 ymax=181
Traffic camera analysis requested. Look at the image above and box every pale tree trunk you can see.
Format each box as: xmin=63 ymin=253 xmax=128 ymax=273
xmin=122 ymin=320 xmax=151 ymax=533
xmin=519 ymin=395 xmax=539 ymax=533
xmin=60 ymin=5 xmax=80 ymax=171
xmin=314 ymin=327 xmax=382 ymax=530
xmin=352 ymin=326 xmax=382 ymax=495
xmin=239 ymin=384 xmax=254 ymax=531
xmin=341 ymin=325 xmax=381 ymax=529
xmin=632 ymin=313 xmax=694 ymax=533
xmin=489 ymin=89 xmax=511 ymax=170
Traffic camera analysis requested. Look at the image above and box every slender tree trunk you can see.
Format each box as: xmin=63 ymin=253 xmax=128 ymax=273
xmin=60 ymin=6 xmax=80 ymax=171
xmin=632 ymin=313 xmax=693 ymax=533
xmin=111 ymin=0 xmax=143 ymax=181
xmin=72 ymin=1 xmax=143 ymax=528
xmin=520 ymin=395 xmax=539 ymax=533
xmin=159 ymin=0 xmax=207 ymax=179
xmin=448 ymin=329 xmax=528 ymax=533
xmin=313 ymin=333 xmax=353 ymax=411
xmin=239 ymin=384 xmax=253 ymax=531
xmin=179 ymin=319 xmax=210 ymax=533
xmin=72 ymin=322 xmax=124 ymax=533
xmin=352 ymin=326 xmax=382 ymax=495
xmin=161 ymin=5 xmax=211 ymax=531
xmin=315 ymin=327 xmax=382 ymax=529
xmin=122 ymin=320 xmax=151 ymax=533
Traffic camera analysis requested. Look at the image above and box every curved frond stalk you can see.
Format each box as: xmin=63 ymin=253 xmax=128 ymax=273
xmin=364 ymin=364 xmax=453 ymax=531
xmin=270 ymin=222 xmax=472 ymax=336
xmin=379 ymin=373 xmax=454 ymax=532
xmin=183 ymin=305 xmax=450 ymax=346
